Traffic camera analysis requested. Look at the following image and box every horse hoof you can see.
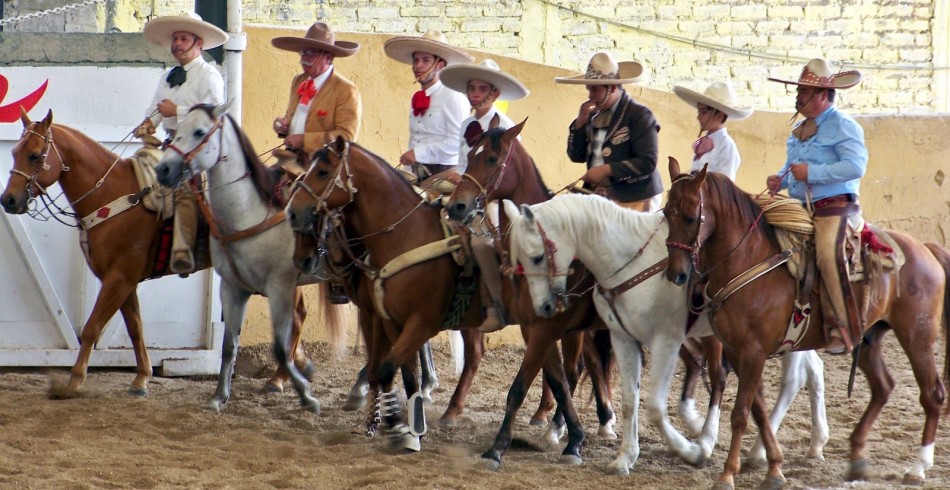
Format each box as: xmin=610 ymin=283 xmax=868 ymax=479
xmin=302 ymin=399 xmax=321 ymax=415
xmin=263 ymin=382 xmax=283 ymax=394
xmin=203 ymin=399 xmax=225 ymax=412
xmin=342 ymin=394 xmax=366 ymax=412
xmin=559 ymin=454 xmax=582 ymax=465
xmin=529 ymin=416 xmax=547 ymax=427
xmin=757 ymin=474 xmax=786 ymax=490
xmin=478 ymin=456 xmax=501 ymax=472
xmin=300 ymin=360 xmax=316 ymax=381
xmin=902 ymin=474 xmax=925 ymax=487
xmin=805 ymin=448 xmax=825 ymax=461
xmin=847 ymin=458 xmax=870 ymax=481
xmin=439 ymin=416 xmax=458 ymax=428
xmin=711 ymin=482 xmax=734 ymax=490
xmin=597 ymin=425 xmax=618 ymax=440
xmin=127 ymin=386 xmax=149 ymax=397
xmin=606 ymin=463 xmax=631 ymax=476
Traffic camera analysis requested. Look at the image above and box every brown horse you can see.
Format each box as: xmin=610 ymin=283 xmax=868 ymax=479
xmin=0 ymin=109 xmax=311 ymax=398
xmin=287 ymin=137 xmax=586 ymax=464
xmin=663 ymin=158 xmax=949 ymax=489
xmin=446 ymin=120 xmax=620 ymax=445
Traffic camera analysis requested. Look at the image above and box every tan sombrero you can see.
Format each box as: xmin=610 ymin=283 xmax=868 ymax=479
xmin=767 ymin=58 xmax=862 ymax=89
xmin=143 ymin=12 xmax=228 ymax=50
xmin=555 ymin=51 xmax=644 ymax=85
xmin=440 ymin=59 xmax=529 ymax=101
xmin=384 ymin=30 xmax=474 ymax=66
xmin=674 ymin=81 xmax=753 ymax=120
xmin=271 ymin=22 xmax=360 ymax=58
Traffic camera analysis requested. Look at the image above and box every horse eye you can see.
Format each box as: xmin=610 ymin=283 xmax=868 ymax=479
xmin=28 ymin=153 xmax=41 ymax=162
xmin=193 ymin=129 xmax=206 ymax=138
xmin=684 ymin=216 xmax=697 ymax=225
xmin=532 ymin=255 xmax=544 ymax=266
xmin=316 ymin=166 xmax=330 ymax=178
xmin=488 ymin=156 xmax=498 ymax=165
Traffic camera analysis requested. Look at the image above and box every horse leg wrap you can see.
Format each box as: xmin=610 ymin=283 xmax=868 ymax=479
xmin=407 ymin=392 xmax=428 ymax=437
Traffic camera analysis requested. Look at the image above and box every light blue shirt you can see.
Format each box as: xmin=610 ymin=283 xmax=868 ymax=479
xmin=775 ymin=105 xmax=868 ymax=202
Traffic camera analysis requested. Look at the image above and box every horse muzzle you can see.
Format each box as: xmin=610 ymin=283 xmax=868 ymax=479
xmin=288 ymin=205 xmax=317 ymax=232
xmin=0 ymin=189 xmax=28 ymax=214
xmin=155 ymin=161 xmax=183 ymax=188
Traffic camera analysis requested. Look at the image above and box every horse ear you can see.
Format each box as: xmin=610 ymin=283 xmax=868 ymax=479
xmin=668 ymin=156 xmax=681 ymax=179
xmin=19 ymin=106 xmax=32 ymax=127
xmin=504 ymin=118 xmax=527 ymax=141
xmin=332 ymin=135 xmax=347 ymax=154
xmin=502 ymin=199 xmax=521 ymax=223
xmin=489 ymin=113 xmax=501 ymax=130
xmin=693 ymin=163 xmax=709 ymax=185
xmin=213 ymin=99 xmax=234 ymax=119
xmin=520 ymin=203 xmax=535 ymax=224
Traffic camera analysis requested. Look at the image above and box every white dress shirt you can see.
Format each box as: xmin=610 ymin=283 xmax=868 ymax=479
xmin=408 ymin=80 xmax=470 ymax=165
xmin=457 ymin=107 xmax=517 ymax=174
xmin=145 ymin=55 xmax=225 ymax=134
xmin=691 ymin=127 xmax=741 ymax=181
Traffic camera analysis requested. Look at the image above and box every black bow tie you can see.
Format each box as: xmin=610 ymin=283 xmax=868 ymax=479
xmin=166 ymin=66 xmax=186 ymax=88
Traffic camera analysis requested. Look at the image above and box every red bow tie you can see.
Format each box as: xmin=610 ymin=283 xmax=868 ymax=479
xmin=411 ymin=90 xmax=430 ymax=117
xmin=692 ymin=135 xmax=715 ymax=161
xmin=297 ymin=79 xmax=317 ymax=105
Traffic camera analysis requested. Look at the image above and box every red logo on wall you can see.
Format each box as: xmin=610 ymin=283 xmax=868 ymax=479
xmin=0 ymin=75 xmax=48 ymax=123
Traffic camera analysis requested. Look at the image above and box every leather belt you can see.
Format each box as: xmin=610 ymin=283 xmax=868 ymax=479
xmin=812 ymin=193 xmax=857 ymax=209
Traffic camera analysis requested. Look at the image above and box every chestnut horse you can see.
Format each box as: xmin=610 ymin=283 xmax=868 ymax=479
xmin=153 ymin=103 xmax=342 ymax=413
xmin=1 ymin=109 xmax=315 ymax=399
xmin=663 ymin=158 xmax=949 ymax=489
xmin=446 ymin=120 xmax=620 ymax=446
xmin=287 ymin=137 xmax=587 ymax=464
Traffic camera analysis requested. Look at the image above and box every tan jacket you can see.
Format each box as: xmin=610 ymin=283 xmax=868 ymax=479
xmin=283 ymin=69 xmax=362 ymax=154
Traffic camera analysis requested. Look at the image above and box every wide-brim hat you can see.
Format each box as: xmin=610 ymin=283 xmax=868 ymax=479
xmin=383 ymin=30 xmax=474 ymax=66
xmin=767 ymin=58 xmax=862 ymax=90
xmin=555 ymin=51 xmax=644 ymax=85
xmin=440 ymin=59 xmax=530 ymax=101
xmin=271 ymin=22 xmax=360 ymax=58
xmin=143 ymin=12 xmax=228 ymax=50
xmin=674 ymin=81 xmax=753 ymax=120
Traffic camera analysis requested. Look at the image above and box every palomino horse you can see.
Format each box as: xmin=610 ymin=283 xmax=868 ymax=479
xmin=154 ymin=102 xmax=343 ymax=413
xmin=504 ymin=194 xmax=829 ymax=474
xmin=446 ymin=120 xmax=619 ymax=446
xmin=287 ymin=137 xmax=587 ymax=463
xmin=663 ymin=159 xmax=949 ymax=489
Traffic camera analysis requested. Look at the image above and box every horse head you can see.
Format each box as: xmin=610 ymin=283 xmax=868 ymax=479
xmin=663 ymin=157 xmax=712 ymax=286
xmin=156 ymin=100 xmax=233 ymax=188
xmin=446 ymin=118 xmax=526 ymax=223
xmin=503 ymin=198 xmax=574 ymax=317
xmin=2 ymin=108 xmax=60 ymax=214
xmin=287 ymin=136 xmax=354 ymax=232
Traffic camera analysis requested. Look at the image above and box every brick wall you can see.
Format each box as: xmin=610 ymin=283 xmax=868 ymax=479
xmin=4 ymin=0 xmax=945 ymax=114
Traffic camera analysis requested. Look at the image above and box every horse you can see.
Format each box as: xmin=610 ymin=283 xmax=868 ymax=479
xmin=286 ymin=136 xmax=588 ymax=464
xmin=445 ymin=120 xmax=620 ymax=445
xmin=663 ymin=158 xmax=949 ymax=489
xmin=0 ymin=108 xmax=312 ymax=398
xmin=504 ymin=193 xmax=829 ymax=474
xmin=153 ymin=102 xmax=343 ymax=413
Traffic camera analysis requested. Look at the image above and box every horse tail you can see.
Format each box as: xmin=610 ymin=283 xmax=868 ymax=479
xmin=925 ymin=242 xmax=950 ymax=411
xmin=447 ymin=330 xmax=464 ymax=375
xmin=316 ymin=283 xmax=348 ymax=358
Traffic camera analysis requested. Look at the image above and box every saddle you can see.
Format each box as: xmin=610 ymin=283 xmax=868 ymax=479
xmin=130 ymin=145 xmax=175 ymax=220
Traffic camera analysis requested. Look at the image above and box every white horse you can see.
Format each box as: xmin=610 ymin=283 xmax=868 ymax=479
xmin=503 ymin=194 xmax=828 ymax=474
xmin=155 ymin=102 xmax=341 ymax=413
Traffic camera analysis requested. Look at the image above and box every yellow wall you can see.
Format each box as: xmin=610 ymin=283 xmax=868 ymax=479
xmin=240 ymin=26 xmax=950 ymax=347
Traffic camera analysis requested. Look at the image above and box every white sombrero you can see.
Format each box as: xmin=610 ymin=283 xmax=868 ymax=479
xmin=143 ymin=12 xmax=228 ymax=50
xmin=383 ymin=30 xmax=474 ymax=66
xmin=674 ymin=81 xmax=753 ymax=120
xmin=767 ymin=58 xmax=862 ymax=90
xmin=440 ymin=59 xmax=530 ymax=100
xmin=555 ymin=51 xmax=644 ymax=85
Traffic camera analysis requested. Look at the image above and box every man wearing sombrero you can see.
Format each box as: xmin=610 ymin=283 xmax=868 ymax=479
xmin=440 ymin=58 xmax=529 ymax=333
xmin=271 ymin=22 xmax=361 ymax=156
xmin=557 ymin=51 xmax=663 ymax=211
xmin=384 ymin=31 xmax=474 ymax=180
xmin=135 ymin=12 xmax=228 ymax=275
xmin=766 ymin=58 xmax=867 ymax=355
xmin=673 ymin=81 xmax=753 ymax=181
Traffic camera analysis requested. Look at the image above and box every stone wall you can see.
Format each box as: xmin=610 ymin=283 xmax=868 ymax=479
xmin=4 ymin=0 xmax=947 ymax=114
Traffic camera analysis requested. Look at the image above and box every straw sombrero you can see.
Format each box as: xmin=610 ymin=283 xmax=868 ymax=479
xmin=767 ymin=58 xmax=862 ymax=90
xmin=271 ymin=22 xmax=360 ymax=58
xmin=555 ymin=51 xmax=644 ymax=85
xmin=384 ymin=30 xmax=474 ymax=66
xmin=143 ymin=12 xmax=228 ymax=50
xmin=440 ymin=59 xmax=529 ymax=100
xmin=674 ymin=82 xmax=753 ymax=120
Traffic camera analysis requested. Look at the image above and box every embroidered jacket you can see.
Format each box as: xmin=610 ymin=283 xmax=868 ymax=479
xmin=282 ymin=69 xmax=362 ymax=154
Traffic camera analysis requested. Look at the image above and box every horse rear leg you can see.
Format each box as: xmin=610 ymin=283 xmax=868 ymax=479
xmin=419 ymin=340 xmax=439 ymax=400
xmin=677 ymin=337 xmax=706 ymax=438
xmin=53 ymin=277 xmax=137 ymax=399
xmin=606 ymin=332 xmax=643 ymax=475
xmin=344 ymin=304 xmax=375 ymax=411
xmin=117 ymin=292 xmax=152 ymax=397
xmin=268 ymin=288 xmax=320 ymax=413
xmin=543 ymin=331 xmax=584 ymax=442
xmin=440 ymin=328 xmax=484 ymax=427
xmin=643 ymin=337 xmax=704 ymax=467
xmin=585 ymin=329 xmax=617 ymax=439
xmin=376 ymin=318 xmax=436 ymax=452
xmin=696 ymin=337 xmax=727 ymax=461
xmin=541 ymin=347 xmax=585 ymax=466
xmin=205 ymin=283 xmax=252 ymax=412
xmin=266 ymin=288 xmax=313 ymax=392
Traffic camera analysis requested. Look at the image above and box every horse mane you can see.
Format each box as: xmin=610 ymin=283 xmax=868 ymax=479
xmin=702 ymin=171 xmax=779 ymax=245
xmin=191 ymin=104 xmax=276 ymax=206
xmin=483 ymin=127 xmax=553 ymax=198
xmin=51 ymin=123 xmax=123 ymax=164
xmin=313 ymin=140 xmax=416 ymax=194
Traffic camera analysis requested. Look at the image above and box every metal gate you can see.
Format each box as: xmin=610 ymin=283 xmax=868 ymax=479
xmin=0 ymin=65 xmax=222 ymax=375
